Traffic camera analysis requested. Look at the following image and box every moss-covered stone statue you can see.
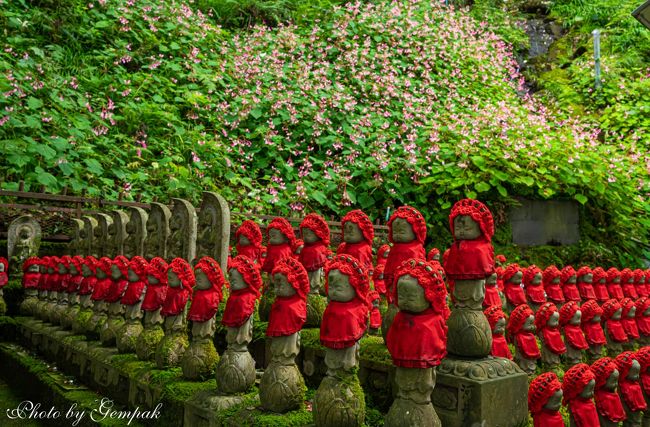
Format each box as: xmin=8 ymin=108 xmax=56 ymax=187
xmin=123 ymin=207 xmax=147 ymax=259
xmin=181 ymin=257 xmax=224 ymax=380
xmin=635 ymin=347 xmax=650 ymax=427
xmin=82 ymin=215 xmax=99 ymax=258
xmin=384 ymin=259 xmax=448 ymax=427
xmin=636 ymin=297 xmax=650 ymax=346
xmin=86 ymin=257 xmax=113 ymax=339
xmin=7 ymin=215 xmax=41 ymax=277
xmin=313 ymin=255 xmax=370 ymax=427
xmin=581 ymin=300 xmax=607 ymax=363
xmin=50 ymin=256 xmax=72 ymax=325
xmin=508 ymin=304 xmax=540 ymax=375
xmin=260 ymin=257 xmax=308 ymax=413
xmin=602 ymin=299 xmax=628 ymax=357
xmin=535 ymin=302 xmax=565 ymax=370
xmin=136 ymin=257 xmax=168 ymax=361
xmin=621 ymin=298 xmax=641 ymax=351
xmin=100 ymin=256 xmax=129 ymax=346
xmin=196 ymin=191 xmax=231 ymax=272
xmin=93 ymin=213 xmax=113 ymax=258
xmin=60 ymin=256 xmax=85 ymax=330
xmin=116 ymin=256 xmax=149 ymax=353
xmin=615 ymin=351 xmax=647 ymax=427
xmin=559 ymin=301 xmax=589 ymax=366
xmin=20 ymin=257 xmax=42 ymax=316
xmin=591 ymin=357 xmax=626 ymax=427
xmin=562 ymin=363 xmax=599 ymax=427
xmin=167 ymin=198 xmax=197 ymax=263
xmin=34 ymin=257 xmax=51 ymax=321
xmin=297 ymin=213 xmax=331 ymax=328
xmin=144 ymin=202 xmax=171 ymax=261
xmin=72 ymin=256 xmax=98 ymax=335
xmin=108 ymin=210 xmax=129 ymax=257
xmin=155 ymin=258 xmax=192 ymax=369
xmin=528 ymin=372 xmax=564 ymax=427
xmin=233 ymin=220 xmax=265 ymax=265
xmin=216 ymin=255 xmax=261 ymax=394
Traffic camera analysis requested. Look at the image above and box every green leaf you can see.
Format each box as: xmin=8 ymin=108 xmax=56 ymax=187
xmin=475 ymin=182 xmax=491 ymax=193
xmin=471 ymin=156 xmax=486 ymax=169
xmin=520 ymin=176 xmax=535 ymax=186
xmin=84 ymin=158 xmax=104 ymax=175
xmin=27 ymin=97 xmax=43 ymax=109
xmin=466 ymin=190 xmax=477 ymax=199
xmin=312 ymin=190 xmax=326 ymax=204
xmin=250 ymin=109 xmax=263 ymax=119
xmin=575 ymin=194 xmax=588 ymax=205
xmin=36 ymin=171 xmax=57 ymax=188
xmin=94 ymin=20 xmax=112 ymax=28
xmin=496 ymin=184 xmax=508 ymax=197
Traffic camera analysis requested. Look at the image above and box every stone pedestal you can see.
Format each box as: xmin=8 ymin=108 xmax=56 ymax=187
xmin=184 ymin=390 xmax=246 ymax=427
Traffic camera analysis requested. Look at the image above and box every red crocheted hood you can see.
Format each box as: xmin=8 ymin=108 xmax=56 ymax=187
xmin=602 ymin=299 xmax=623 ymax=320
xmin=368 ymin=290 xmax=380 ymax=302
xmin=194 ymin=256 xmax=225 ymax=297
xmin=427 ymin=247 xmax=440 ymax=261
xmin=228 ymin=255 xmax=262 ymax=296
xmin=535 ymin=302 xmax=559 ymax=332
xmin=112 ymin=255 xmax=129 ymax=277
xmin=147 ymin=257 xmax=168 ymax=282
xmin=592 ymin=357 xmax=619 ymax=389
xmin=646 ymin=270 xmax=650 ymax=283
xmin=377 ymin=244 xmax=391 ymax=260
xmin=615 ymin=352 xmax=639 ymax=379
xmin=562 ymin=363 xmax=596 ymax=405
xmin=636 ymin=297 xmax=650 ymax=318
xmin=22 ymin=257 xmax=41 ymax=272
xmin=576 ymin=266 xmax=592 ymax=279
xmin=341 ymin=210 xmax=374 ymax=243
xmin=235 ymin=220 xmax=263 ymax=248
xmin=581 ymin=300 xmax=603 ymax=323
xmin=58 ymin=255 xmax=71 ymax=270
xmin=388 ymin=205 xmax=427 ymax=244
xmin=592 ymin=267 xmax=607 ymax=283
xmin=449 ymin=199 xmax=494 ymax=242
xmin=266 ymin=217 xmax=298 ymax=249
xmin=325 ymin=254 xmax=370 ymax=304
xmin=393 ymin=259 xmax=448 ymax=316
xmin=271 ymin=257 xmax=310 ymax=300
xmin=636 ymin=347 xmax=650 ymax=372
xmin=484 ymin=305 xmax=507 ymax=330
xmin=503 ymin=263 xmax=522 ymax=283
xmin=523 ymin=265 xmax=542 ymax=287
xmin=561 ymin=266 xmax=577 ymax=284
xmin=559 ymin=301 xmax=580 ymax=326
xmin=96 ymin=257 xmax=113 ymax=277
xmin=496 ymin=254 xmax=507 ymax=265
xmin=167 ymin=258 xmax=195 ymax=293
xmin=83 ymin=256 xmax=98 ymax=274
xmin=507 ymin=304 xmax=534 ymax=336
xmin=634 ymin=269 xmax=645 ymax=284
xmin=300 ymin=213 xmax=330 ymax=246
xmin=621 ymin=298 xmax=636 ymax=317
xmin=607 ymin=268 xmax=621 ymax=283
xmin=529 ymin=372 xmax=563 ymax=414
xmin=129 ymin=256 xmax=149 ymax=279
xmin=70 ymin=256 xmax=84 ymax=274
xmin=543 ymin=265 xmax=562 ymax=285
xmin=47 ymin=256 xmax=60 ymax=271
xmin=621 ymin=268 xmax=634 ymax=283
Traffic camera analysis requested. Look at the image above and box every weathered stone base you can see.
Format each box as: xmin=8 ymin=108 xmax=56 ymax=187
xmin=432 ymin=356 xmax=528 ymax=427
xmin=181 ymin=339 xmax=219 ymax=380
xmin=116 ymin=320 xmax=144 ymax=353
xmin=313 ymin=373 xmax=365 ymax=427
xmin=136 ymin=324 xmax=165 ymax=361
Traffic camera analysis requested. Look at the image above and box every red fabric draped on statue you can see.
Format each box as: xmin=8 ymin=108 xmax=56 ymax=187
xmin=386 ymin=307 xmax=447 ymax=368
xmin=492 ymin=334 xmax=513 ymax=359
xmin=637 ymin=315 xmax=650 ymax=336
xmin=188 ymin=288 xmax=220 ymax=322
xmin=533 ymin=410 xmax=564 ymax=427
xmin=91 ymin=278 xmax=112 ymax=301
xmin=105 ymin=279 xmax=128 ymax=303
xmin=320 ymin=300 xmax=368 ymax=349
xmin=22 ymin=273 xmax=40 ymax=289
xmin=623 ymin=283 xmax=639 ymax=299
xmin=562 ymin=284 xmax=581 ymax=302
xmin=298 ymin=241 xmax=331 ymax=272
xmin=564 ymin=325 xmax=589 ymax=350
xmin=622 ymin=317 xmax=640 ymax=340
xmin=370 ymin=306 xmax=381 ymax=329
xmin=515 ymin=332 xmax=541 ymax=359
xmin=594 ymin=389 xmax=626 ymax=422
xmin=526 ymin=284 xmax=546 ymax=304
xmin=236 ymin=244 xmax=263 ymax=265
xmin=266 ymin=294 xmax=307 ymax=337
xmin=141 ymin=284 xmax=167 ymax=311
xmin=619 ymin=378 xmax=647 ymax=412
xmin=594 ymin=284 xmax=610 ymax=302
xmin=222 ymin=289 xmax=259 ymax=327
xmin=483 ymin=284 xmax=501 ymax=307
xmin=545 ymin=284 xmax=564 ymax=304
xmin=443 ymin=238 xmax=494 ymax=281
xmin=0 ymin=272 xmax=8 ymax=288
xmin=541 ymin=328 xmax=567 ymax=354
xmin=606 ymin=319 xmax=628 ymax=343
xmin=337 ymin=242 xmax=373 ymax=273
xmin=582 ymin=322 xmax=607 ymax=345
xmin=261 ymin=243 xmax=294 ymax=274
xmin=120 ymin=280 xmax=146 ymax=305
xmin=78 ymin=276 xmax=96 ymax=295
xmin=569 ymin=397 xmax=600 ymax=427
xmin=384 ymin=241 xmax=426 ymax=298
xmin=160 ymin=286 xmax=191 ymax=317
xmin=577 ymin=281 xmax=596 ymax=300
xmin=504 ymin=282 xmax=527 ymax=306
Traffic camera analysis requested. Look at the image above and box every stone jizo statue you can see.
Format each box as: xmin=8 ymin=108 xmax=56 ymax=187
xmin=560 ymin=301 xmax=589 ymax=366
xmin=508 ymin=304 xmax=540 ymax=375
xmin=8 ymin=215 xmax=41 ymax=276
xmin=562 ymin=363 xmax=599 ymax=427
xmin=116 ymin=256 xmax=149 ymax=353
xmin=591 ymin=357 xmax=626 ymax=427
xmin=528 ymin=372 xmax=564 ymax=427
xmin=100 ymin=256 xmax=129 ymax=346
xmin=136 ymin=257 xmax=168 ymax=361
xmin=535 ymin=302 xmax=565 ymax=370
xmin=615 ymin=352 xmax=647 ymax=427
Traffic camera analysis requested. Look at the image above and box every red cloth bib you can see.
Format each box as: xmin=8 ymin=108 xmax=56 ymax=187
xmin=68 ymin=275 xmax=84 ymax=293
xmin=105 ymin=279 xmax=128 ymax=303
xmin=505 ymin=283 xmax=527 ymax=306
xmin=569 ymin=397 xmax=599 ymax=427
xmin=298 ymin=241 xmax=330 ymax=272
xmin=386 ymin=308 xmax=447 ymax=368
xmin=222 ymin=288 xmax=259 ymax=328
xmin=526 ymin=284 xmax=546 ymax=304
xmin=384 ymin=241 xmax=426 ymax=295
xmin=337 ymin=241 xmax=373 ymax=272
xmin=637 ymin=316 xmax=650 ymax=336
xmin=577 ymin=282 xmax=596 ymax=300
xmin=544 ymin=284 xmax=565 ymax=304
xmin=619 ymin=379 xmax=648 ymax=412
xmin=637 ymin=284 xmax=649 ymax=297
xmin=562 ymin=284 xmax=581 ymax=302
xmin=22 ymin=273 xmax=40 ymax=289
xmin=91 ymin=278 xmax=112 ymax=301
xmin=160 ymin=286 xmax=190 ymax=317
xmin=0 ymin=272 xmax=8 ymax=288
xmin=607 ymin=284 xmax=624 ymax=300
xmin=564 ymin=325 xmax=589 ymax=350
xmin=188 ymin=288 xmax=220 ymax=322
xmin=141 ymin=283 xmax=167 ymax=311
xmin=370 ymin=307 xmax=382 ymax=329
xmin=582 ymin=322 xmax=607 ymax=345
xmin=641 ymin=373 xmax=650 ymax=396
xmin=266 ymin=294 xmax=306 ymax=337
xmin=515 ymin=331 xmax=541 ymax=359
xmin=541 ymin=328 xmax=566 ymax=354
xmin=120 ymin=280 xmax=146 ymax=306
xmin=606 ymin=319 xmax=628 ymax=343
xmin=622 ymin=318 xmax=640 ymax=339
xmin=623 ymin=283 xmax=638 ymax=299
xmin=79 ymin=276 xmax=96 ymax=295
xmin=594 ymin=389 xmax=626 ymax=422
xmin=491 ymin=334 xmax=512 ymax=360
xmin=443 ymin=238 xmax=494 ymax=281
xmin=261 ymin=243 xmax=294 ymax=274
xmin=320 ymin=299 xmax=368 ymax=349
xmin=483 ymin=284 xmax=502 ymax=307
xmin=236 ymin=244 xmax=263 ymax=265
xmin=533 ymin=410 xmax=564 ymax=427
xmin=593 ymin=283 xmax=610 ymax=302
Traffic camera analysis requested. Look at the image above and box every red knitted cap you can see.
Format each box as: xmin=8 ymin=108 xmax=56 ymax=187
xmin=503 ymin=263 xmax=522 ymax=283
xmin=300 ymin=213 xmax=330 ymax=246
xmin=543 ymin=265 xmax=562 ymax=285
xmin=228 ymin=255 xmax=262 ymax=296
xmin=70 ymin=256 xmax=84 ymax=274
xmin=377 ymin=244 xmax=391 ymax=259
xmin=195 ymin=256 xmax=225 ymax=298
xmin=634 ymin=269 xmax=645 ymax=283
xmin=496 ymin=254 xmax=507 ymax=265
xmin=325 ymin=254 xmax=370 ymax=303
xmin=523 ymin=265 xmax=542 ymax=286
xmin=576 ymin=266 xmax=592 ymax=279
xmin=615 ymin=351 xmax=638 ymax=379
xmin=592 ymin=267 xmax=607 ymax=283
xmin=602 ymin=299 xmax=622 ymax=320
xmin=267 ymin=217 xmax=298 ymax=248
xmin=235 ymin=220 xmax=263 ymax=248
xmin=636 ymin=347 xmax=650 ymax=371
xmin=96 ymin=257 xmax=113 ymax=276
xmin=427 ymin=247 xmax=440 ymax=261
xmin=591 ymin=357 xmax=618 ymax=389
xmin=607 ymin=268 xmax=621 ymax=283
xmin=168 ymin=258 xmax=195 ymax=293
xmin=388 ymin=205 xmax=427 ymax=244
xmin=507 ymin=304 xmax=534 ymax=335
xmin=636 ymin=297 xmax=650 ymax=318
xmin=341 ymin=210 xmax=374 ymax=243
xmin=112 ymin=255 xmax=130 ymax=277
xmin=621 ymin=298 xmax=635 ymax=317
xmin=561 ymin=266 xmax=576 ymax=284
xmin=559 ymin=301 xmax=580 ymax=326
xmin=449 ymin=199 xmax=494 ymax=241
xmin=22 ymin=257 xmax=41 ymax=272
xmin=621 ymin=268 xmax=634 ymax=283
xmin=529 ymin=372 xmax=562 ymax=414
xmin=83 ymin=256 xmax=98 ymax=274
xmin=129 ymin=256 xmax=149 ymax=278
xmin=484 ymin=305 xmax=507 ymax=330
xmin=580 ymin=300 xmax=603 ymax=323
xmin=562 ymin=363 xmax=596 ymax=405
xmin=393 ymin=259 xmax=448 ymax=317
xmin=535 ymin=302 xmax=559 ymax=332
xmin=58 ymin=255 xmax=72 ymax=269
xmin=147 ymin=257 xmax=168 ymax=282
xmin=271 ymin=257 xmax=309 ymax=300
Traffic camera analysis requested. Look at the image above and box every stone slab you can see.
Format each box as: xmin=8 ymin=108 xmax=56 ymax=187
xmin=509 ymin=199 xmax=579 ymax=246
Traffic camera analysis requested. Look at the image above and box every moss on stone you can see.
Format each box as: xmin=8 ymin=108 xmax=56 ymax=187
xmin=359 ymin=336 xmax=391 ymax=366
xmin=300 ymin=327 xmax=325 ymax=351
xmin=136 ymin=325 xmax=165 ymax=361
xmin=216 ymin=391 xmax=313 ymax=427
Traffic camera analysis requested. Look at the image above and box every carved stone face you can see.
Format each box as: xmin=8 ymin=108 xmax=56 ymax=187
xmin=614 ymin=276 xmax=621 ymax=284
xmin=127 ymin=267 xmax=139 ymax=283
xmin=343 ymin=222 xmax=364 ymax=244
xmin=147 ymin=219 xmax=158 ymax=234
xmin=96 ymin=268 xmax=107 ymax=279
xmin=544 ymin=389 xmax=563 ymax=411
xmin=396 ymin=274 xmax=430 ymax=314
xmin=509 ymin=271 xmax=523 ymax=285
xmin=301 ymin=227 xmax=320 ymax=244
xmin=486 ymin=273 xmax=497 ymax=285
xmin=238 ymin=235 xmax=251 ymax=246
xmin=94 ymin=225 xmax=102 ymax=239
xmin=40 ymin=264 xmax=47 ymax=274
xmin=532 ymin=273 xmax=542 ymax=285
xmin=391 ymin=218 xmax=416 ymax=243
xmin=147 ymin=275 xmax=159 ymax=285
xmin=592 ymin=315 xmax=601 ymax=323
xmin=107 ymin=223 xmax=116 ymax=240
xmin=568 ymin=274 xmax=576 ymax=284
xmin=170 ymin=214 xmax=182 ymax=232
xmin=0 ymin=264 xmax=4 ymax=273
xmin=599 ymin=278 xmax=606 ymax=284
xmin=268 ymin=228 xmax=288 ymax=245
xmin=48 ymin=266 xmax=55 ymax=274
xmin=628 ymin=360 xmax=641 ymax=381
xmin=228 ymin=269 xmax=247 ymax=291
xmin=58 ymin=263 xmax=67 ymax=275
xmin=167 ymin=270 xmax=181 ymax=288
xmin=493 ymin=317 xmax=506 ymax=335
xmin=552 ymin=277 xmax=560 ymax=284
xmin=628 ymin=306 xmax=637 ymax=318
xmin=18 ymin=226 xmax=32 ymax=241
xmin=327 ymin=269 xmax=356 ymax=302
xmin=523 ymin=315 xmax=535 ymax=332
xmin=126 ymin=219 xmax=136 ymax=235
xmin=27 ymin=264 xmax=40 ymax=273
xmin=453 ymin=215 xmax=481 ymax=240
xmin=628 ymin=276 xmax=634 ymax=284
xmin=69 ymin=264 xmax=78 ymax=275
xmin=570 ymin=310 xmax=582 ymax=325
xmin=579 ymin=379 xmax=595 ymax=399
xmin=273 ymin=273 xmax=296 ymax=297
xmin=81 ymin=264 xmax=92 ymax=277
xmin=579 ymin=273 xmax=593 ymax=283
xmin=547 ymin=311 xmax=560 ymax=328
xmin=111 ymin=264 xmax=122 ymax=280
xmin=605 ymin=369 xmax=620 ymax=391
xmin=612 ymin=308 xmax=622 ymax=320
xmin=194 ymin=268 xmax=211 ymax=290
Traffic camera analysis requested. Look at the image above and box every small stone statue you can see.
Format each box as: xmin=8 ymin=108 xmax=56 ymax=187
xmin=591 ymin=357 xmax=626 ymax=427
xmin=535 ymin=302 xmax=565 ymax=370
xmin=562 ymin=363 xmax=599 ymax=427
xmin=576 ymin=266 xmax=596 ymax=301
xmin=155 ymin=258 xmax=193 ymax=368
xmin=82 ymin=215 xmax=99 ymax=257
xmin=382 ymin=206 xmax=427 ymax=341
xmin=136 ymin=257 xmax=168 ymax=361
xmin=109 ymin=210 xmax=129 ymax=257
xmin=635 ymin=269 xmax=649 ymax=298
xmin=7 ymin=215 xmax=41 ymax=276
xmin=99 ymin=256 xmax=129 ymax=346
xmin=167 ymin=198 xmax=197 ymax=262
xmin=542 ymin=265 xmax=565 ymax=307
xmin=260 ymin=257 xmax=308 ymax=413
xmin=181 ymin=257 xmax=224 ymax=380
xmin=580 ymin=300 xmax=607 ymax=362
xmin=592 ymin=267 xmax=610 ymax=303
xmin=559 ymin=301 xmax=589 ymax=366
xmin=636 ymin=297 xmax=650 ymax=345
xmin=635 ymin=347 xmax=650 ymax=427
xmin=86 ymin=257 xmax=113 ymax=338
xmin=621 ymin=297 xmax=641 ymax=350
xmin=508 ymin=304 xmax=540 ymax=375
xmin=144 ymin=202 xmax=171 ymax=261
xmin=373 ymin=244 xmax=390 ymax=297
xmin=384 ymin=259 xmax=448 ymax=427
xmin=34 ymin=256 xmax=51 ymax=321
xmin=216 ymin=255 xmax=262 ymax=394
xmin=20 ymin=257 xmax=41 ymax=315
xmin=622 ymin=268 xmax=639 ymax=299
xmin=0 ymin=258 xmax=7 ymax=314
xmin=43 ymin=256 xmax=62 ymax=323
xmin=503 ymin=264 xmax=526 ymax=312
xmin=60 ymin=256 xmax=85 ymax=330
xmin=69 ymin=219 xmax=85 ymax=256
xmin=528 ymin=372 xmax=564 ymax=427
xmin=606 ymin=267 xmax=625 ymax=300
xmin=93 ymin=213 xmax=113 ymax=258
xmin=337 ymin=210 xmax=375 ymax=274
xmin=234 ymin=220 xmax=265 ymax=265
xmin=313 ymin=255 xmax=370 ymax=427
xmin=123 ymin=207 xmax=148 ymax=258
xmin=297 ymin=213 xmax=331 ymax=327
xmin=195 ymin=191 xmax=231 ymax=272
xmin=602 ymin=299 xmax=629 ymax=356
xmin=484 ymin=305 xmax=512 ymax=360
xmin=524 ymin=265 xmax=546 ymax=311
xmin=427 ymin=247 xmax=440 ymax=262
xmin=72 ymin=256 xmax=97 ymax=335
xmin=116 ymin=256 xmax=149 ymax=353
xmin=368 ymin=290 xmax=382 ymax=335
xmin=615 ymin=351 xmax=647 ymax=426
xmin=51 ymin=256 xmax=72 ymax=325
xmin=483 ymin=272 xmax=502 ymax=308
xmin=561 ymin=266 xmax=581 ymax=303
